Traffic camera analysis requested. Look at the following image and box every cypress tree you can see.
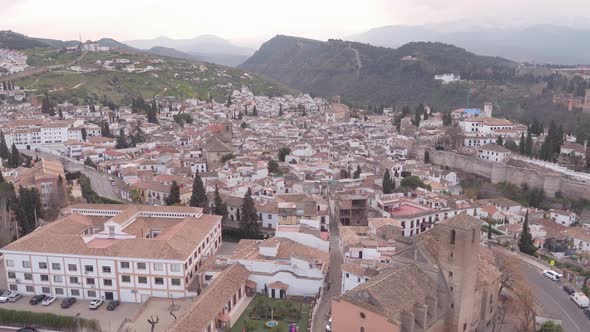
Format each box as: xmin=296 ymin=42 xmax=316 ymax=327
xmin=116 ymin=129 xmax=128 ymax=149
xmin=382 ymin=169 xmax=393 ymax=194
xmin=213 ymin=185 xmax=228 ymax=222
xmin=424 ymin=150 xmax=430 ymax=163
xmin=239 ymin=187 xmax=261 ymax=237
xmin=518 ymin=210 xmax=537 ymax=256
xmin=165 ymin=181 xmax=181 ymax=206
xmin=9 ymin=143 xmax=21 ymax=168
xmin=353 ymin=165 xmax=361 ymax=179
xmin=189 ymin=172 xmax=209 ymax=213
xmin=0 ymin=130 xmax=9 ymax=160
xmin=0 ymin=169 xmax=4 ymax=183
xmin=525 ymin=129 xmax=533 ymax=156
xmin=519 ymin=132 xmax=526 ymax=155
xmin=496 ymin=136 xmax=504 ymax=146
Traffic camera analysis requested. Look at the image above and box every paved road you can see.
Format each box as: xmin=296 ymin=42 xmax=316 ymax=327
xmin=522 ymin=262 xmax=590 ymax=332
xmin=21 ymin=149 xmax=121 ymax=201
xmin=311 ymin=217 xmax=343 ymax=332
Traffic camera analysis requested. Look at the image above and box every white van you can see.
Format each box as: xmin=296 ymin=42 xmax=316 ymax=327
xmin=570 ymin=292 xmax=590 ymax=308
xmin=543 ymin=270 xmax=562 ymax=281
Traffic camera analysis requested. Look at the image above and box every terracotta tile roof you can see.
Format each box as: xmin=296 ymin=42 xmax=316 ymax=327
xmin=168 ymin=264 xmax=250 ymax=332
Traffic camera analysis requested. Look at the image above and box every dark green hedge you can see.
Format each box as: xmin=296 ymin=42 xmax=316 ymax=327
xmin=0 ymin=308 xmax=100 ymax=331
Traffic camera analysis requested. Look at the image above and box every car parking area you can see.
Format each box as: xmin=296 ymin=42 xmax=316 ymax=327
xmin=0 ymin=295 xmax=141 ymax=332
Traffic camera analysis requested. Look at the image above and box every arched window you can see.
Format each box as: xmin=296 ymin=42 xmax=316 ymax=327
xmin=450 ymin=229 xmax=456 ymax=245
xmin=360 ymin=328 xmax=365 ymax=332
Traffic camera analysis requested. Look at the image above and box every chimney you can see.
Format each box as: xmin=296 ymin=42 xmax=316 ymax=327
xmin=414 ymin=303 xmax=428 ymax=328
xmin=400 ymin=310 xmax=415 ymax=332
xmin=427 ymin=296 xmax=438 ymax=320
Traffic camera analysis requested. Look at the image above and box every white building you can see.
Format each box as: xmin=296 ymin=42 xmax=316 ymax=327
xmin=477 ymin=144 xmax=512 ymax=163
xmin=434 ymin=73 xmax=461 ymax=84
xmin=1 ymin=204 xmax=222 ymax=303
xmin=549 ymin=209 xmax=577 ymax=227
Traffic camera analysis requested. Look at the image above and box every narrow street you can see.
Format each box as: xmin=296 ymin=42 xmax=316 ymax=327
xmin=311 ymin=217 xmax=343 ymax=332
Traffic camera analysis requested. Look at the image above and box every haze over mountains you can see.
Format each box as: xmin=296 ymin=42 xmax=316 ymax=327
xmin=347 ymin=23 xmax=590 ymax=65
xmin=125 ymin=35 xmax=254 ymax=67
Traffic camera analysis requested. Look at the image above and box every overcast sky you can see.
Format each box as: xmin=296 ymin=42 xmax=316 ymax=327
xmin=2 ymin=0 xmax=589 ymax=47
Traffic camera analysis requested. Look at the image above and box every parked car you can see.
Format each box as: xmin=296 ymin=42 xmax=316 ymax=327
xmin=0 ymin=291 xmax=13 ymax=303
xmin=16 ymin=328 xmax=38 ymax=332
xmin=41 ymin=296 xmax=57 ymax=306
xmin=563 ymin=285 xmax=576 ymax=295
xmin=106 ymin=300 xmax=120 ymax=311
xmin=543 ymin=270 xmax=562 ymax=282
xmin=326 ymin=317 xmax=332 ymax=332
xmin=571 ymin=292 xmax=590 ymax=308
xmin=584 ymin=308 xmax=590 ymax=319
xmin=88 ymin=299 xmax=103 ymax=310
xmin=29 ymin=294 xmax=47 ymax=305
xmin=61 ymin=297 xmax=76 ymax=309
xmin=8 ymin=292 xmax=22 ymax=302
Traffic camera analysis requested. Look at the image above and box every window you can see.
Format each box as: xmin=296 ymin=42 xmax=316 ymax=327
xmin=41 ymin=287 xmax=50 ymax=294
xmin=171 ymin=278 xmax=181 ymax=286
xmin=53 ymin=275 xmax=63 ymax=283
xmin=120 ymin=261 xmax=130 ymax=269
xmin=138 ymin=276 xmax=147 ymax=284
xmin=9 ymin=284 xmax=17 ymax=291
xmin=360 ymin=312 xmax=366 ymax=319
xmin=26 ymin=285 xmax=34 ymax=292
xmin=122 ymin=275 xmax=131 ymax=283
xmin=154 ymin=277 xmax=164 ymax=285
xmin=70 ymin=276 xmax=79 ymax=284
xmin=68 ymin=264 xmax=77 ymax=272
xmin=86 ymin=278 xmax=95 ymax=285
xmin=360 ymin=328 xmax=365 ymax=332
xmin=204 ymin=275 xmax=212 ymax=281
xmin=40 ymin=275 xmax=49 ymax=282
xmin=87 ymin=290 xmax=97 ymax=298
xmin=51 ymin=263 xmax=61 ymax=270
xmin=153 ymin=263 xmax=163 ymax=272
xmin=85 ymin=265 xmax=94 ymax=273
xmin=345 ymin=273 xmax=350 ymax=278
xmin=450 ymin=230 xmax=456 ymax=245
xmin=7 ymin=272 xmax=16 ymax=279
xmin=137 ymin=262 xmax=146 ymax=270
xmin=170 ymin=264 xmax=181 ymax=272
xmin=39 ymin=262 xmax=47 ymax=269
xmin=71 ymin=289 xmax=80 ymax=296
xmin=55 ymin=288 xmax=64 ymax=295
xmin=24 ymin=273 xmax=32 ymax=280
xmin=6 ymin=259 xmax=14 ymax=267
xmin=102 ymin=266 xmax=112 ymax=273
xmin=104 ymin=279 xmax=113 ymax=286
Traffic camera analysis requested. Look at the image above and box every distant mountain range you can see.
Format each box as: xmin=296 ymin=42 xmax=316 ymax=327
xmin=240 ymin=35 xmax=517 ymax=107
xmin=125 ymin=35 xmax=254 ymax=67
xmin=347 ymin=24 xmax=590 ymax=65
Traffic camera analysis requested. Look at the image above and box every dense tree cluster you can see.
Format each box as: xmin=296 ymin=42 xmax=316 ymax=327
xmin=539 ymin=121 xmax=564 ymax=161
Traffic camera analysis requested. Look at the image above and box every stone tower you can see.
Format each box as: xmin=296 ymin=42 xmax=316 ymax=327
xmin=584 ymin=89 xmax=590 ymax=113
xmin=432 ymin=213 xmax=481 ymax=332
xmin=483 ymin=102 xmax=493 ymax=117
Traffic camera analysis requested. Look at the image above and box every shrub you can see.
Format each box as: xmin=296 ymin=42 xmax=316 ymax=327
xmin=0 ymin=308 xmax=100 ymax=332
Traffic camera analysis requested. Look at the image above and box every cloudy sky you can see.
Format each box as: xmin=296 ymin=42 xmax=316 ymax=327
xmin=1 ymin=0 xmax=589 ymax=47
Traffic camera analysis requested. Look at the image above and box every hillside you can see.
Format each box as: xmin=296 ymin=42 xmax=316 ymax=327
xmin=0 ymin=30 xmax=48 ymax=49
xmin=240 ymin=35 xmax=518 ymax=107
xmin=348 ymin=24 xmax=590 ymax=65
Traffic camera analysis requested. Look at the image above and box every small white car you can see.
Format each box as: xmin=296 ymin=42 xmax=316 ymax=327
xmin=543 ymin=270 xmax=562 ymax=282
xmin=88 ymin=299 xmax=103 ymax=310
xmin=571 ymin=292 xmax=590 ymax=308
xmin=41 ymin=296 xmax=57 ymax=306
xmin=326 ymin=317 xmax=332 ymax=332
xmin=0 ymin=291 xmax=14 ymax=303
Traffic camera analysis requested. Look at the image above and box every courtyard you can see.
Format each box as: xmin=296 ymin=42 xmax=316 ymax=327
xmin=231 ymin=295 xmax=311 ymax=332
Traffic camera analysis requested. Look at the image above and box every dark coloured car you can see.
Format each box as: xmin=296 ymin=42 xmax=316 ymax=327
xmin=29 ymin=294 xmax=46 ymax=305
xmin=106 ymin=300 xmax=120 ymax=311
xmin=563 ymin=285 xmax=576 ymax=295
xmin=16 ymin=328 xmax=39 ymax=332
xmin=585 ymin=308 xmax=590 ymax=319
xmin=61 ymin=297 xmax=76 ymax=309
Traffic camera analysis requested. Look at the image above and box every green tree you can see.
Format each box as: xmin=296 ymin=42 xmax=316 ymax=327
xmin=226 ymin=95 xmax=232 ymax=107
xmin=424 ymin=150 xmax=430 ymax=163
xmin=240 ymin=188 xmax=261 ymax=237
xmin=400 ymin=176 xmax=427 ymax=190
xmin=8 ymin=143 xmax=21 ymax=168
xmin=278 ymin=104 xmax=284 ymax=117
xmin=267 ymin=159 xmax=280 ymax=174
xmin=252 ymin=105 xmax=258 ymax=116
xmin=518 ymin=210 xmax=537 ymax=256
xmin=241 ymin=121 xmax=247 ymax=129
xmin=165 ymin=181 xmax=181 ymax=206
xmin=189 ymin=173 xmax=209 ymax=213
xmin=353 ymin=165 xmax=362 ymax=179
xmin=81 ymin=128 xmax=87 ymax=141
xmin=84 ymin=157 xmax=96 ymax=168
xmin=519 ymin=132 xmax=526 ymax=155
xmin=442 ymin=112 xmax=452 ymax=126
xmin=382 ymin=169 xmax=393 ymax=194
xmin=101 ymin=121 xmax=111 ymax=138
xmin=278 ymin=147 xmax=291 ymax=162
xmin=116 ymin=129 xmax=128 ymax=149
xmin=496 ymin=135 xmax=504 ymax=146
xmin=0 ymin=131 xmax=9 ymax=160
xmin=525 ymin=128 xmax=533 ymax=156
xmin=538 ymin=321 xmax=564 ymax=332
xmin=14 ymin=186 xmax=42 ymax=236
xmin=213 ymin=185 xmax=228 ymax=221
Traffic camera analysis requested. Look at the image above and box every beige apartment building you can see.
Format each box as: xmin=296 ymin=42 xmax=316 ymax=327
xmin=0 ymin=204 xmax=222 ymax=303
